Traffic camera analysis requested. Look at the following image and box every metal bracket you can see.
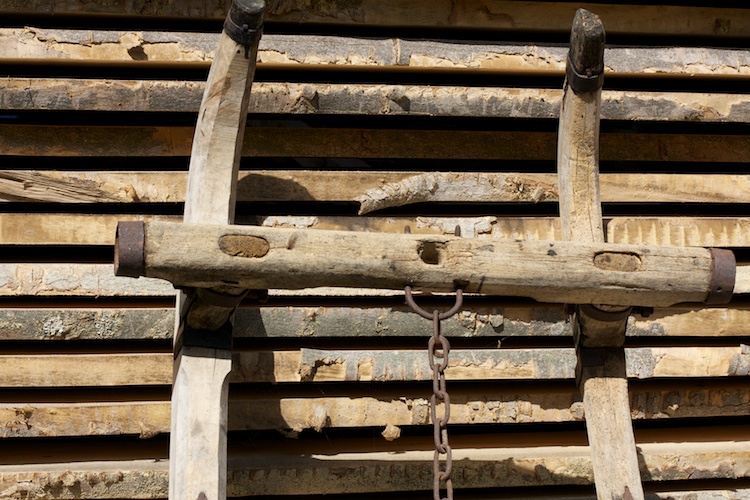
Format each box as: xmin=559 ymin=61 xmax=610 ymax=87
xmin=707 ymin=248 xmax=736 ymax=305
xmin=224 ymin=0 xmax=265 ymax=58
xmin=114 ymin=221 xmax=145 ymax=278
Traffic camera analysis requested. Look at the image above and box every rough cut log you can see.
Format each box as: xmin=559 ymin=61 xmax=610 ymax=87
xmin=118 ymin=221 xmax=735 ymax=307
xmin=6 ymin=79 xmax=750 ymax=124
xmin=6 ymin=262 xmax=750 ymax=299
xmin=3 ymin=28 xmax=750 ymax=78
xmin=1 ymin=3 xmax=748 ymax=36
xmin=2 ymin=380 xmax=749 ymax=438
xmin=2 ymin=428 xmax=750 ymax=497
xmin=557 ymin=10 xmax=643 ymax=499
xmin=7 ymin=170 xmax=750 ymax=206
xmin=4 ymin=125 xmax=750 ymax=163
xmin=2 ymin=346 xmax=747 ymax=387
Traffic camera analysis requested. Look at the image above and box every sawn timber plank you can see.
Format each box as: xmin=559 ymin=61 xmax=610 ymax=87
xmin=1 ymin=346 xmax=747 ymax=387
xmin=5 ymin=79 xmax=750 ymax=123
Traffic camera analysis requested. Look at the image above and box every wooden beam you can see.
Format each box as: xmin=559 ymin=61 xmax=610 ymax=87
xmin=5 ymin=262 xmax=750 ymax=299
xmin=125 ymin=221 xmax=733 ymax=307
xmin=6 ymin=171 xmax=750 ymax=206
xmin=1 ymin=346 xmax=747 ymax=386
xmin=557 ymin=10 xmax=643 ymax=498
xmin=5 ymin=79 xmax=750 ymax=124
xmin=1 ymin=3 xmax=749 ymax=37
xmin=2 ymin=429 xmax=749 ymax=496
xmin=2 ymin=380 xmax=748 ymax=438
xmin=3 ymin=125 xmax=750 ymax=163
xmin=3 ymin=28 xmax=750 ymax=78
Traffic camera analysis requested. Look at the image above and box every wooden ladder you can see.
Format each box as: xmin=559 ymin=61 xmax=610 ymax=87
xmin=113 ymin=4 xmax=736 ymax=499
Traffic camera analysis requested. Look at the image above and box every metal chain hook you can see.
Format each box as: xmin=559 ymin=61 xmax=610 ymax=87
xmin=404 ymin=285 xmax=462 ymax=500
xmin=404 ymin=286 xmax=463 ymax=320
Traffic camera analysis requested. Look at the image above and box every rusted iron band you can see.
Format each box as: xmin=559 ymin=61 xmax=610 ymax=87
xmin=566 ymin=9 xmax=605 ymax=94
xmin=114 ymin=221 xmax=145 ymax=278
xmin=706 ymin=248 xmax=735 ymax=305
xmin=567 ymin=54 xmax=604 ymax=94
xmin=224 ymin=0 xmax=265 ymax=56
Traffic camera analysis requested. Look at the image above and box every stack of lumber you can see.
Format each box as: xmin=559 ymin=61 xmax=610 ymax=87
xmin=2 ymin=1 xmax=750 ymax=498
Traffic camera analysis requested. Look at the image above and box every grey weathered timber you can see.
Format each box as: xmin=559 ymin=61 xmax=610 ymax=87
xmin=2 ymin=380 xmax=749 ymax=438
xmin=4 ymin=28 xmax=750 ymax=78
xmin=5 ymin=125 xmax=750 ymax=163
xmin=7 ymin=171 xmax=750 ymax=206
xmin=0 ymin=263 xmax=176 ymax=297
xmin=557 ymin=10 xmax=643 ymax=499
xmin=5 ymin=304 xmax=750 ymax=341
xmin=1 ymin=4 xmax=749 ymax=36
xmin=165 ymin=2 xmax=265 ymax=499
xmin=2 ymin=428 xmax=749 ymax=497
xmin=119 ymin=221 xmax=734 ymax=307
xmin=6 ymin=79 xmax=750 ymax=124
xmin=2 ymin=346 xmax=747 ymax=386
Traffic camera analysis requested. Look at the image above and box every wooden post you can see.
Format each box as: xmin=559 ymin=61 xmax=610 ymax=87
xmin=167 ymin=1 xmax=265 ymax=499
xmin=557 ymin=9 xmax=645 ymax=499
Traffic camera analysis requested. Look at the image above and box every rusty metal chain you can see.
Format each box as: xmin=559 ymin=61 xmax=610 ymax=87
xmin=405 ymin=285 xmax=463 ymax=500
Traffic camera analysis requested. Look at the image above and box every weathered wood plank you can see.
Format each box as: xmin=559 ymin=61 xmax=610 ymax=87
xmin=2 ymin=430 xmax=750 ymax=497
xmin=5 ymin=79 xmax=750 ymax=124
xmin=6 ymin=171 xmax=750 ymax=206
xmin=1 ymin=346 xmax=747 ymax=387
xmin=2 ymin=381 xmax=748 ymax=438
xmin=0 ymin=263 xmax=175 ymax=297
xmin=1 ymin=3 xmax=749 ymax=37
xmin=3 ymin=304 xmax=750 ymax=341
xmin=3 ymin=170 xmax=750 ymax=208
xmin=3 ymin=126 xmax=750 ymax=163
xmin=609 ymin=217 xmax=750 ymax=247
xmin=0 ymin=214 xmax=180 ymax=245
xmin=4 ymin=28 xmax=750 ymax=77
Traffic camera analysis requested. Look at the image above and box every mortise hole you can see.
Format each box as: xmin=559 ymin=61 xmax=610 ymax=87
xmin=419 ymin=241 xmax=442 ymax=265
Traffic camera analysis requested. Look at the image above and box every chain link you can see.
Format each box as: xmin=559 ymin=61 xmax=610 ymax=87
xmin=405 ymin=286 xmax=462 ymax=500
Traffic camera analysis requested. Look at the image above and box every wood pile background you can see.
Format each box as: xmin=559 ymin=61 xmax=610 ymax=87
xmin=2 ymin=1 xmax=750 ymax=498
